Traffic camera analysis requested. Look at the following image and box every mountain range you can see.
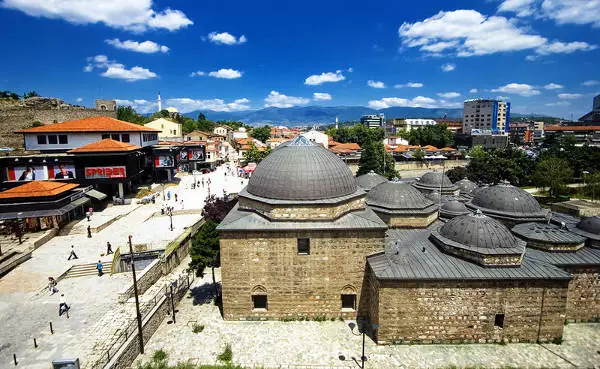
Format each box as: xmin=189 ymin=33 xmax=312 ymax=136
xmin=182 ymin=105 xmax=543 ymax=127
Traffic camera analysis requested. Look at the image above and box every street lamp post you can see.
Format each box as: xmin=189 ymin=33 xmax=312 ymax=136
xmin=349 ymin=320 xmax=379 ymax=369
xmin=16 ymin=212 xmax=23 ymax=244
xmin=168 ymin=207 xmax=174 ymax=231
xmin=128 ymin=235 xmax=144 ymax=354
xmin=162 ymin=183 xmax=165 ymax=201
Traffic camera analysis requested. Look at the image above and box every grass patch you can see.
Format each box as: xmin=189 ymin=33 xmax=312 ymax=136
xmin=217 ymin=344 xmax=233 ymax=364
xmin=192 ymin=323 xmax=205 ymax=333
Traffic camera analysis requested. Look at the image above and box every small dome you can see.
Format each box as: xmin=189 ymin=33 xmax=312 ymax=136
xmin=455 ymin=178 xmax=477 ymax=196
xmin=165 ymin=106 xmax=179 ymax=113
xmin=440 ymin=200 xmax=470 ymax=218
xmin=367 ymin=180 xmax=434 ymax=210
xmin=246 ymin=135 xmax=358 ymax=201
xmin=426 ymin=191 xmax=443 ymax=203
xmin=440 ymin=211 xmax=522 ymax=250
xmin=467 ymin=182 xmax=545 ymax=221
xmin=419 ymin=171 xmax=454 ymax=187
xmin=575 ymin=216 xmax=600 ymax=235
xmin=357 ymin=171 xmax=387 ymax=192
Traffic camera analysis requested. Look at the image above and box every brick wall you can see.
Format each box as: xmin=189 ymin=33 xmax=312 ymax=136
xmin=564 ymin=267 xmax=600 ymax=322
xmin=362 ymin=277 xmax=568 ymax=344
xmin=220 ymin=229 xmax=385 ymax=320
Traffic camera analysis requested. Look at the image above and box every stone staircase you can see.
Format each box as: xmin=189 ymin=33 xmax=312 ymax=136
xmin=63 ymin=262 xmax=111 ymax=279
xmin=0 ymin=250 xmax=32 ymax=276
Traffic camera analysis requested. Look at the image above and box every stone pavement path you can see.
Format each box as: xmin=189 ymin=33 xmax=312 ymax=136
xmin=137 ymin=269 xmax=600 ymax=369
xmin=0 ymin=163 xmax=247 ymax=368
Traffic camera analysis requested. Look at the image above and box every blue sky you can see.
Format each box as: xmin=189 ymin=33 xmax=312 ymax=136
xmin=0 ymin=0 xmax=599 ymax=118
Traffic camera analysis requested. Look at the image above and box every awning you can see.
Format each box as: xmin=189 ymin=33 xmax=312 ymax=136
xmin=85 ymin=189 xmax=107 ymax=201
xmin=0 ymin=197 xmax=90 ymax=220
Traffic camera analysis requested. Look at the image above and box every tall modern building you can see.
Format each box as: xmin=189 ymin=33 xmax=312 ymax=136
xmin=594 ymin=94 xmax=600 ymax=113
xmin=462 ymin=99 xmax=510 ymax=135
xmin=578 ymin=94 xmax=600 ymax=123
xmin=360 ymin=114 xmax=385 ymax=129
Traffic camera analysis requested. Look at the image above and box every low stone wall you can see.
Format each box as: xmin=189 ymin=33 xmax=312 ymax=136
xmin=32 ymin=228 xmax=59 ymax=249
xmin=564 ymin=267 xmax=600 ymax=322
xmin=118 ymin=259 xmax=163 ymax=303
xmin=349 ymin=160 xmax=469 ymax=174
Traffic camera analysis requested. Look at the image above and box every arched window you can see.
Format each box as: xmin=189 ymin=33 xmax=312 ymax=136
xmin=341 ymin=285 xmax=357 ymax=310
xmin=251 ymin=285 xmax=268 ymax=310
xmin=100 ymin=105 xmax=107 ymax=111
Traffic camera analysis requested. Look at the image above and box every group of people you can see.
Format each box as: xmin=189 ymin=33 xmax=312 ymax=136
xmin=47 ymin=278 xmax=70 ymax=317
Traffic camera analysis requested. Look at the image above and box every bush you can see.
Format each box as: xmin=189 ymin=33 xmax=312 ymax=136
xmin=136 ymin=188 xmax=153 ymax=199
xmin=552 ymin=336 xmax=563 ymax=345
xmin=217 ymin=344 xmax=233 ymax=364
xmin=192 ymin=323 xmax=205 ymax=333
xmin=152 ymin=349 xmax=168 ymax=362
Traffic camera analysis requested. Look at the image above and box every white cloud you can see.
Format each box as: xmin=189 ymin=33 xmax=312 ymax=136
xmin=207 ymin=32 xmax=247 ymax=45
xmin=398 ymin=9 xmax=595 ymax=58
xmin=368 ymin=96 xmax=439 ymax=109
xmin=496 ymin=96 xmax=511 ymax=101
xmin=1 ymin=0 xmax=192 ymax=32
xmin=76 ymin=97 xmax=83 ymax=103
xmin=525 ymin=55 xmax=538 ymax=61
xmin=541 ymin=0 xmax=600 ymax=27
xmin=441 ymin=63 xmax=455 ymax=72
xmin=491 ymin=83 xmax=541 ymax=97
xmin=544 ymin=83 xmax=563 ymax=90
xmin=347 ymin=67 xmax=353 ymax=72
xmin=394 ymin=82 xmax=424 ymax=88
xmin=190 ymin=71 xmax=206 ymax=77
xmin=115 ymin=98 xmax=156 ymax=113
xmin=558 ymin=93 xmax=583 ymax=100
xmin=208 ymin=68 xmax=242 ymax=79
xmin=437 ymin=92 xmax=461 ymax=99
xmin=313 ymin=92 xmax=332 ymax=101
xmin=469 ymin=88 xmax=478 ymax=93
xmin=367 ymin=80 xmax=386 ymax=89
xmin=546 ymin=101 xmax=571 ymax=107
xmin=498 ymin=0 xmax=536 ymax=17
xmin=264 ymin=91 xmax=310 ymax=108
xmin=164 ymin=97 xmax=251 ymax=113
xmin=84 ymin=54 xmax=157 ymax=81
xmin=583 ymin=80 xmax=600 ymax=86
xmin=304 ymin=70 xmax=345 ymax=85
xmin=105 ymin=39 xmax=169 ymax=53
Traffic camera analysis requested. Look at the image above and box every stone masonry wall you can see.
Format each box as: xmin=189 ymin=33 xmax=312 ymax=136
xmin=564 ymin=267 xmax=600 ymax=322
xmin=220 ymin=229 xmax=385 ymax=320
xmin=369 ymin=279 xmax=568 ymax=345
xmin=376 ymin=211 xmax=438 ymax=228
xmin=238 ymin=196 xmax=366 ymax=221
xmin=118 ymin=259 xmax=163 ymax=302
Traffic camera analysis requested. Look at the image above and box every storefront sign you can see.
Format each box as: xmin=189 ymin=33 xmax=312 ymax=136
xmin=85 ymin=166 xmax=126 ymax=179
xmin=6 ymin=164 xmax=76 ymax=181
xmin=155 ymin=155 xmax=174 ymax=168
xmin=190 ymin=150 xmax=205 ymax=161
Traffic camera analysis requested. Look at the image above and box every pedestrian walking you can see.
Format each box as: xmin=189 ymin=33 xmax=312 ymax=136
xmin=175 ymin=193 xmax=178 ymax=202
xmin=181 ymin=199 xmax=184 ymax=210
xmin=96 ymin=260 xmax=104 ymax=277
xmin=87 ymin=225 xmax=92 ymax=238
xmin=161 ymin=205 xmax=165 ymax=215
xmin=48 ymin=277 xmax=58 ymax=295
xmin=67 ymin=245 xmax=78 ymax=260
xmin=59 ymin=294 xmax=70 ymax=316
xmin=106 ymin=242 xmax=113 ymax=255
xmin=167 ymin=191 xmax=171 ymax=200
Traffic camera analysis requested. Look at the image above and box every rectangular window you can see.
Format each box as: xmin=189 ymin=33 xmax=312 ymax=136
xmin=37 ymin=135 xmax=47 ymax=145
xmin=111 ymin=133 xmax=120 ymax=141
xmin=252 ymin=295 xmax=267 ymax=310
xmin=297 ymin=238 xmax=310 ymax=255
xmin=48 ymin=135 xmax=58 ymax=144
xmin=494 ymin=313 xmax=504 ymax=328
xmin=121 ymin=134 xmax=130 ymax=143
xmin=101 ymin=134 xmax=110 ymax=140
xmin=58 ymin=135 xmax=68 ymax=144
xmin=341 ymin=294 xmax=356 ymax=310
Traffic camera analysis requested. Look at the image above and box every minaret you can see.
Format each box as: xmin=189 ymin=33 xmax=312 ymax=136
xmin=158 ymin=92 xmax=162 ymax=112
xmin=335 ymin=116 xmax=339 ymax=129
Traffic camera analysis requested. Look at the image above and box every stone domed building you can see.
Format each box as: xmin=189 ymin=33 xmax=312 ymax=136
xmin=455 ymin=178 xmax=478 ymax=199
xmin=467 ymin=182 xmax=547 ymax=225
xmin=439 ymin=198 xmax=470 ymax=219
xmin=413 ymin=171 xmax=459 ymax=195
xmin=569 ymin=216 xmax=600 ymax=248
xmin=367 ymin=179 xmax=438 ymax=228
xmin=356 ymin=170 xmax=387 ymax=192
xmin=218 ymin=136 xmax=387 ymax=320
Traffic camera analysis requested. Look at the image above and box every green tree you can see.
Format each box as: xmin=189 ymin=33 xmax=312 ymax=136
xmin=533 ymin=157 xmax=574 ymax=198
xmin=197 ymin=112 xmax=207 ymax=121
xmin=413 ymin=148 xmax=425 ymax=162
xmin=250 ymin=125 xmax=271 ymax=143
xmin=407 ymin=124 xmax=454 ymax=148
xmin=151 ymin=109 xmax=171 ymax=119
xmin=189 ymin=220 xmax=220 ymax=284
xmin=23 ymin=91 xmax=40 ymax=99
xmin=181 ymin=118 xmax=198 ymax=134
xmin=30 ymin=121 xmax=44 ymax=128
xmin=357 ymin=136 xmax=398 ymax=179
xmin=446 ymin=166 xmax=469 ymax=183
xmin=116 ymin=105 xmax=150 ymax=124
xmin=0 ymin=91 xmax=20 ymax=100
xmin=241 ymin=145 xmax=271 ymax=166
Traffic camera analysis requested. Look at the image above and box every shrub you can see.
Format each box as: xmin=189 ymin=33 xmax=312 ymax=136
xmin=152 ymin=349 xmax=168 ymax=362
xmin=136 ymin=188 xmax=152 ymax=199
xmin=192 ymin=323 xmax=204 ymax=333
xmin=217 ymin=344 xmax=233 ymax=364
xmin=552 ymin=336 xmax=563 ymax=345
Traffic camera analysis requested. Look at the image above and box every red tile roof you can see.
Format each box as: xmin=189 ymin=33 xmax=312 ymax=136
xmin=422 ymin=145 xmax=439 ymax=151
xmin=545 ymin=125 xmax=600 ymax=131
xmin=0 ymin=181 xmax=78 ymax=199
xmin=68 ymin=139 xmax=141 ymax=153
xmin=332 ymin=143 xmax=361 ymax=151
xmin=15 ymin=116 xmax=160 ymax=133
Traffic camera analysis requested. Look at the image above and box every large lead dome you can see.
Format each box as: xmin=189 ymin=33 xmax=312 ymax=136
xmin=246 ymin=135 xmax=358 ymax=201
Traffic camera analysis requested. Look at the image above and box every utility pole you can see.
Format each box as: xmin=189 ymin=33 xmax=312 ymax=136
xmin=128 ymin=235 xmax=144 ymax=354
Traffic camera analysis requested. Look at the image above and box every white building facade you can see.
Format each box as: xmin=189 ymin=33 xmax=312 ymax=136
xmin=301 ymin=130 xmax=328 ymax=148
xmin=462 ymin=99 xmax=511 ymax=135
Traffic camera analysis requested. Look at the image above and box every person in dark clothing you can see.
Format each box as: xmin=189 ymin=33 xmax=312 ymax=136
xmin=59 ymin=294 xmax=69 ymax=316
xmin=87 ymin=225 xmax=92 ymax=238
xmin=106 ymin=242 xmax=113 ymax=255
xmin=174 ymin=193 xmax=178 ymax=202
xmin=67 ymin=245 xmax=78 ymax=260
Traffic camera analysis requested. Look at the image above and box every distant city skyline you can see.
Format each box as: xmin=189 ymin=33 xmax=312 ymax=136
xmin=0 ymin=0 xmax=598 ymax=118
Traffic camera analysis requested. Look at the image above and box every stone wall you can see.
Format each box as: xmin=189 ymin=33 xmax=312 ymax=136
xmin=564 ymin=267 xmax=600 ymax=322
xmin=362 ymin=278 xmax=568 ymax=344
xmin=118 ymin=258 xmax=163 ymax=303
xmin=375 ymin=211 xmax=438 ymax=228
xmin=0 ymin=98 xmax=116 ymax=150
xmin=220 ymin=229 xmax=386 ymax=320
xmin=238 ymin=196 xmax=366 ymax=221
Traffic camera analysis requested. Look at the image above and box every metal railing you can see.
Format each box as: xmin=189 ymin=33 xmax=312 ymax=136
xmin=90 ymin=271 xmax=194 ymax=369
